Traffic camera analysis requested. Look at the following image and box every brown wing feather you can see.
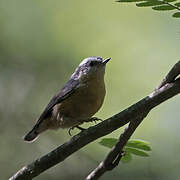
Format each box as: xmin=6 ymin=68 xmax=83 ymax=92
xmin=34 ymin=79 xmax=79 ymax=128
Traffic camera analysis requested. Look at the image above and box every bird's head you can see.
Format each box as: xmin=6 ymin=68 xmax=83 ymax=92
xmin=71 ymin=56 xmax=111 ymax=81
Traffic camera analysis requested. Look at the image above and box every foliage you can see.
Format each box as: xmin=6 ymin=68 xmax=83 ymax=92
xmin=99 ymin=138 xmax=152 ymax=163
xmin=116 ymin=0 xmax=180 ymax=18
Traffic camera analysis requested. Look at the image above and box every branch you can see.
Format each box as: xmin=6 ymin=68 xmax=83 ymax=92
xmin=9 ymin=61 xmax=180 ymax=180
xmin=156 ymin=60 xmax=180 ymax=89
xmin=86 ymin=61 xmax=180 ymax=180
xmin=86 ymin=116 xmax=146 ymax=180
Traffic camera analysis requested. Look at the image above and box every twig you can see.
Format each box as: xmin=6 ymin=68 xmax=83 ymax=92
xmin=86 ymin=114 xmax=147 ymax=180
xmin=9 ymin=61 xmax=180 ymax=180
xmin=156 ymin=60 xmax=180 ymax=89
xmin=85 ymin=61 xmax=180 ymax=180
xmin=86 ymin=112 xmax=150 ymax=180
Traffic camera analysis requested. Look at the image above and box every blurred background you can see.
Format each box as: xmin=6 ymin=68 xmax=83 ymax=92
xmin=0 ymin=0 xmax=180 ymax=179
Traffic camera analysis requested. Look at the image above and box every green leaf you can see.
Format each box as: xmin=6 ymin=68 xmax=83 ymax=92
xmin=165 ymin=0 xmax=177 ymax=2
xmin=117 ymin=0 xmax=177 ymax=3
xmin=99 ymin=138 xmax=117 ymax=148
xmin=172 ymin=12 xmax=180 ymax=17
xmin=126 ymin=139 xmax=151 ymax=151
xmin=152 ymin=5 xmax=176 ymax=10
xmin=136 ymin=1 xmax=164 ymax=7
xmin=121 ymin=152 xmax=132 ymax=163
xmin=125 ymin=147 xmax=149 ymax=157
xmin=116 ymin=0 xmax=145 ymax=2
xmin=174 ymin=2 xmax=180 ymax=6
xmin=99 ymin=138 xmax=152 ymax=150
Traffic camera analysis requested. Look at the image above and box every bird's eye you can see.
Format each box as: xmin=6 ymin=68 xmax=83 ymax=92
xmin=89 ymin=61 xmax=98 ymax=67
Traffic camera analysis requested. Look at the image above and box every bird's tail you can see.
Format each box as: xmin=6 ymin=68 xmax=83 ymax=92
xmin=23 ymin=126 xmax=39 ymax=142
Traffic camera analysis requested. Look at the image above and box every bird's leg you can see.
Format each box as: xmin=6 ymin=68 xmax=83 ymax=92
xmin=85 ymin=117 xmax=103 ymax=124
xmin=76 ymin=125 xmax=85 ymax=131
xmin=68 ymin=118 xmax=102 ymax=136
xmin=68 ymin=125 xmax=85 ymax=136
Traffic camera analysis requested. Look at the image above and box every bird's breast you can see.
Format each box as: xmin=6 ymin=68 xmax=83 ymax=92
xmin=58 ymin=77 xmax=106 ymax=120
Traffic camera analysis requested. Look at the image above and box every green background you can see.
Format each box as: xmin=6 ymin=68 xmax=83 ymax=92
xmin=0 ymin=0 xmax=180 ymax=179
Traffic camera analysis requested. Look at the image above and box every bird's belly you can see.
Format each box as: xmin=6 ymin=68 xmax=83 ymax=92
xmin=51 ymin=80 xmax=106 ymax=129
xmin=61 ymin=86 xmax=105 ymax=119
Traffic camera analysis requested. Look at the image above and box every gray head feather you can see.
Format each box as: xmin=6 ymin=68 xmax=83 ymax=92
xmin=71 ymin=56 xmax=105 ymax=80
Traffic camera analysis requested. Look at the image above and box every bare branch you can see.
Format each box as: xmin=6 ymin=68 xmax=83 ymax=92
xmin=86 ymin=111 xmax=149 ymax=180
xmin=9 ymin=61 xmax=180 ymax=180
xmin=156 ymin=60 xmax=180 ymax=90
xmin=86 ymin=61 xmax=180 ymax=180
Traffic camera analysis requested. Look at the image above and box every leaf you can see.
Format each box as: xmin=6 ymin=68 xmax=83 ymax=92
xmin=99 ymin=138 xmax=117 ymax=148
xmin=172 ymin=12 xmax=180 ymax=17
xmin=125 ymin=147 xmax=150 ymax=157
xmin=117 ymin=0 xmax=177 ymax=3
xmin=136 ymin=1 xmax=164 ymax=7
xmin=99 ymin=138 xmax=151 ymax=163
xmin=174 ymin=2 xmax=180 ymax=6
xmin=121 ymin=152 xmax=132 ymax=163
xmin=152 ymin=5 xmax=176 ymax=10
xmin=116 ymin=0 xmax=145 ymax=2
xmin=126 ymin=139 xmax=151 ymax=151
xmin=165 ymin=0 xmax=177 ymax=2
xmin=99 ymin=138 xmax=152 ymax=150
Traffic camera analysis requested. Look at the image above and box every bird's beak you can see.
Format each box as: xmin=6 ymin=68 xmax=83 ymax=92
xmin=102 ymin=58 xmax=111 ymax=65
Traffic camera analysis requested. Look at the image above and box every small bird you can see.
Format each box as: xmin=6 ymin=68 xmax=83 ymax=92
xmin=23 ymin=56 xmax=110 ymax=142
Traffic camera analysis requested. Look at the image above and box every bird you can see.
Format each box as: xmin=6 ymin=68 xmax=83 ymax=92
xmin=23 ymin=56 xmax=111 ymax=142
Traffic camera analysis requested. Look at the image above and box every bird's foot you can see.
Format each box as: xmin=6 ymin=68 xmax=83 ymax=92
xmin=68 ymin=125 xmax=85 ymax=136
xmin=86 ymin=117 xmax=103 ymax=124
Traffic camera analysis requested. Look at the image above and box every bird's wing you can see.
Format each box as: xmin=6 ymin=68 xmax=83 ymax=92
xmin=35 ymin=78 xmax=80 ymax=128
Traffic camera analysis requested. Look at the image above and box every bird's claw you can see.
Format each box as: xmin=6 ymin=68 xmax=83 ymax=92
xmin=68 ymin=117 xmax=102 ymax=136
xmin=68 ymin=125 xmax=85 ymax=136
xmin=88 ymin=117 xmax=103 ymax=124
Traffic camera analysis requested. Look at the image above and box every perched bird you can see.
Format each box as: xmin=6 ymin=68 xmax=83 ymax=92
xmin=23 ymin=56 xmax=110 ymax=142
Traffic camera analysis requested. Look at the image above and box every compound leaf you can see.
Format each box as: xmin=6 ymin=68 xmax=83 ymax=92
xmin=126 ymin=139 xmax=151 ymax=151
xmin=125 ymin=147 xmax=149 ymax=157
xmin=99 ymin=138 xmax=117 ymax=148
xmin=136 ymin=1 xmax=164 ymax=7
xmin=152 ymin=5 xmax=176 ymax=10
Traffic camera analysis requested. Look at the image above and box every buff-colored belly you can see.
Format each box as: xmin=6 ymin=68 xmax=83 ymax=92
xmin=51 ymin=79 xmax=106 ymax=128
xmin=61 ymin=82 xmax=105 ymax=118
